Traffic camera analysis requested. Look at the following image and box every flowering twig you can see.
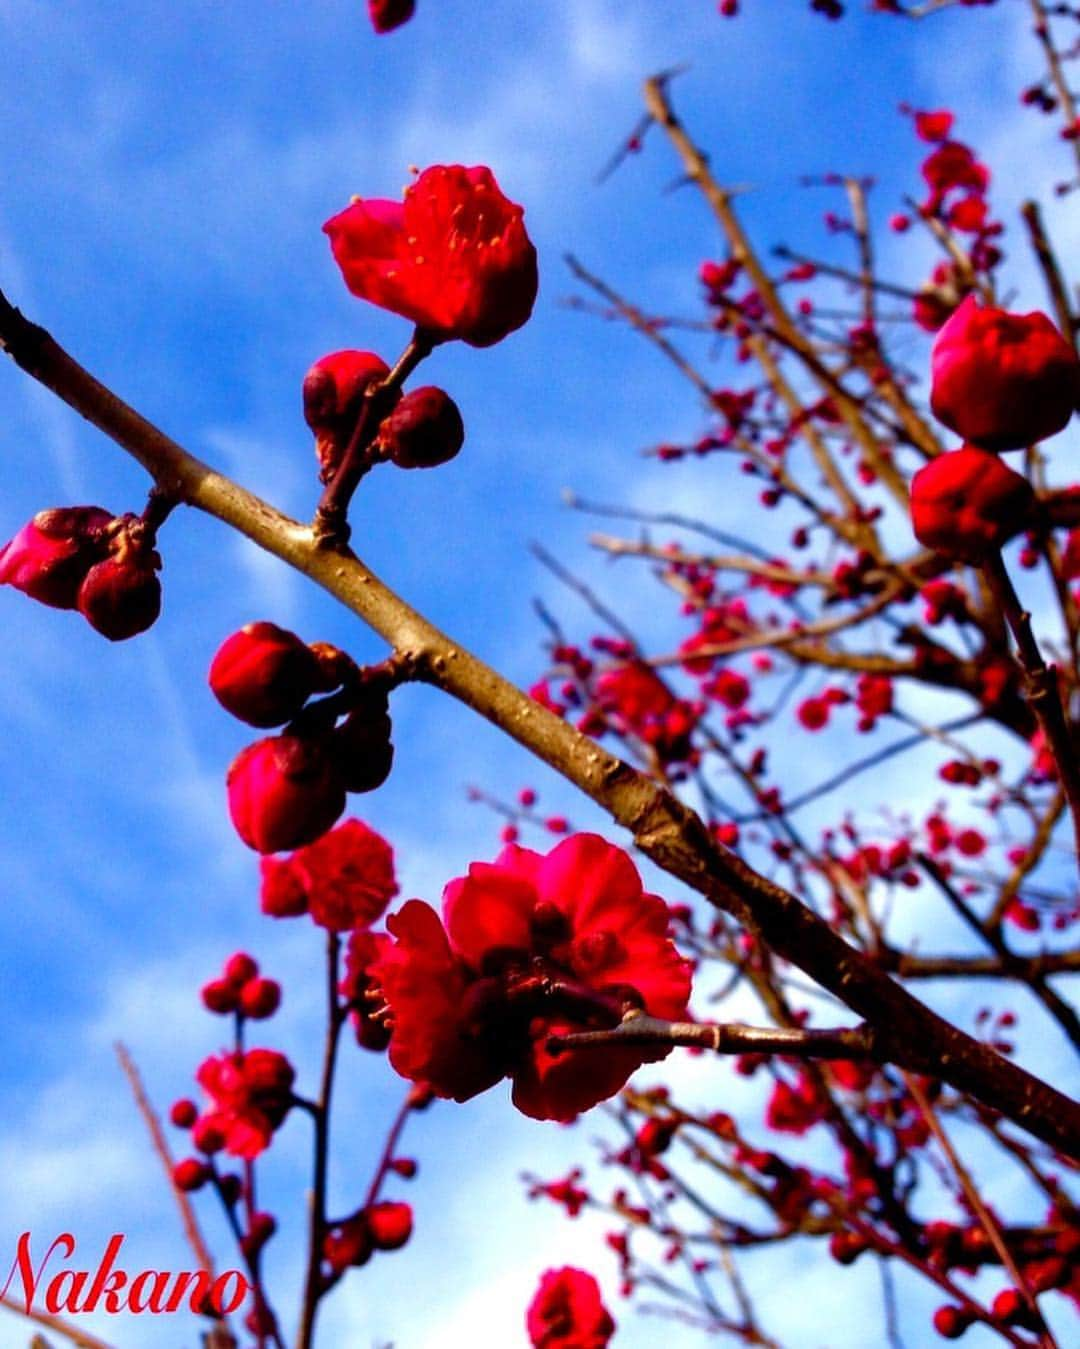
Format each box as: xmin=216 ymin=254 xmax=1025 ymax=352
xmin=0 ymin=286 xmax=1078 ymax=1159
xmin=113 ymin=1043 xmax=220 ymax=1290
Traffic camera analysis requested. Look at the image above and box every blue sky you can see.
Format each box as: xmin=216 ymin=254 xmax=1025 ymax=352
xmin=0 ymin=1 xmax=1077 ymax=1346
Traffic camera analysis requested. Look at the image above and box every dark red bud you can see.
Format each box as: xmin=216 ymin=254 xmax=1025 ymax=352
xmin=77 ymin=544 xmax=162 ymax=641
xmin=201 ymin=978 xmax=240 ymax=1015
xmin=377 ymin=386 xmax=464 ymax=470
xmin=330 ymin=691 xmax=394 ymax=793
xmin=368 ymin=0 xmax=416 ymax=34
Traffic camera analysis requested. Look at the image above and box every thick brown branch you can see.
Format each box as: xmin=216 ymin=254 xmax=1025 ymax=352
xmin=548 ymin=1010 xmax=877 ymax=1060
xmin=2 ymin=288 xmax=1079 ymax=1159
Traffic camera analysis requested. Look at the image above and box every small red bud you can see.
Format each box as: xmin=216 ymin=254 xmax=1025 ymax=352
xmin=169 ymin=1098 xmax=198 ymax=1129
xmin=240 ymin=977 xmax=282 ymax=1020
xmin=210 ymin=623 xmax=322 ymax=727
xmin=240 ymin=1211 xmax=277 ymax=1258
xmin=201 ymin=978 xmax=240 ymax=1015
xmin=330 ymin=691 xmax=394 ymax=793
xmin=377 ymin=386 xmax=464 ymax=469
xmin=224 ymin=952 xmax=260 ymax=986
xmin=172 ymin=1158 xmax=209 ymax=1192
xmin=77 ymin=531 xmax=162 ymax=641
xmin=367 ymin=1201 xmax=413 ymax=1250
xmin=192 ymin=1116 xmax=227 ymax=1155
xmin=932 ymin=1305 xmax=972 ymax=1339
xmin=303 ymin=350 xmax=393 ymax=482
xmin=368 ymin=0 xmax=415 ymax=34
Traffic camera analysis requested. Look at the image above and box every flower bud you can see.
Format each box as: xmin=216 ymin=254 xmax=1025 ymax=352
xmin=172 ymin=1158 xmax=210 ymax=1192
xmin=240 ymin=977 xmax=282 ymax=1020
xmin=366 ymin=1201 xmax=413 ymax=1251
xmin=192 ymin=1115 xmax=227 ymax=1155
xmin=210 ymin=623 xmax=322 ymax=727
xmin=240 ymin=1212 xmax=277 ymax=1259
xmin=910 ymin=447 xmax=1034 ymax=563
xmin=169 ymin=1099 xmax=198 ymax=1129
xmin=930 ymin=295 xmax=1080 ymax=450
xmin=0 ymin=507 xmax=111 ymax=609
xmin=323 ymin=1218 xmax=373 ymax=1272
xmin=368 ymin=0 xmax=415 ymax=33
xmin=377 ymin=386 xmax=464 ymax=469
xmin=224 ymin=952 xmax=259 ymax=987
xmin=201 ymin=978 xmax=240 ymax=1015
xmin=227 ymin=735 xmax=346 ymax=854
xmin=77 ymin=542 xmax=162 ymax=641
xmin=302 ymin=350 xmax=392 ymax=483
xmin=330 ymin=691 xmax=394 ymax=793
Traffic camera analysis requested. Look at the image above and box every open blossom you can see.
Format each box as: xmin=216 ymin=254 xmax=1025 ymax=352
xmin=258 ymin=817 xmax=398 ymax=931
xmin=526 ymin=1267 xmax=615 ymax=1349
xmin=370 ymin=834 xmax=692 ymax=1122
xmin=930 ymin=295 xmax=1080 ymax=450
xmin=195 ymin=1049 xmax=295 ymax=1158
xmin=323 ymin=164 xmax=538 ymax=347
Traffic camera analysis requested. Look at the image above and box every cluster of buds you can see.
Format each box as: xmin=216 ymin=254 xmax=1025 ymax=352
xmin=170 ymin=1047 xmax=296 ymax=1163
xmin=302 ymin=350 xmax=465 ymax=484
xmin=201 ymin=951 xmax=281 ymax=1021
xmin=910 ymin=296 xmax=1080 ymax=562
xmin=322 ymin=1200 xmax=414 ymax=1278
xmin=210 ymin=623 xmax=399 ymax=853
xmin=0 ymin=504 xmax=162 ymax=640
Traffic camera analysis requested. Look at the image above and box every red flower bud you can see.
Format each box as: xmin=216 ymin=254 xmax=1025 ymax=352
xmin=169 ymin=1099 xmax=198 ymax=1129
xmin=910 ymin=447 xmax=1034 ymax=562
xmin=368 ymin=0 xmax=415 ymax=32
xmin=192 ymin=1115 xmax=227 ymax=1155
xmin=172 ymin=1158 xmax=209 ymax=1192
xmin=324 ymin=164 xmax=538 ymax=348
xmin=210 ymin=622 xmax=322 ymax=727
xmin=240 ymin=1212 xmax=277 ymax=1259
xmin=0 ymin=507 xmax=111 ymax=609
xmin=323 ymin=1218 xmax=373 ymax=1272
xmin=224 ymin=952 xmax=259 ymax=986
xmin=227 ymin=735 xmax=346 ymax=854
xmin=77 ymin=542 xmax=162 ymax=641
xmin=930 ymin=295 xmax=1080 ymax=450
xmin=366 ymin=1201 xmax=413 ymax=1251
xmin=240 ymin=977 xmax=282 ymax=1020
xmin=377 ymin=386 xmax=464 ymax=469
xmin=302 ymin=351 xmax=393 ymax=482
xmin=201 ymin=978 xmax=240 ymax=1015
xmin=932 ymin=1305 xmax=972 ymax=1339
xmin=330 ymin=692 xmax=394 ymax=793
